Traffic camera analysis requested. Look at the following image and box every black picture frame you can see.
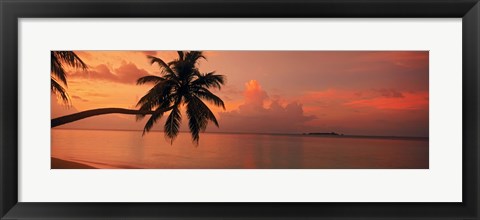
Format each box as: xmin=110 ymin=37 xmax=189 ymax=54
xmin=1 ymin=0 xmax=479 ymax=219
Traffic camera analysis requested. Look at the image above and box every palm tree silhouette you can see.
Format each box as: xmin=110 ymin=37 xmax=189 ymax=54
xmin=51 ymin=51 xmax=87 ymax=104
xmin=51 ymin=51 xmax=225 ymax=144
xmin=136 ymin=51 xmax=225 ymax=143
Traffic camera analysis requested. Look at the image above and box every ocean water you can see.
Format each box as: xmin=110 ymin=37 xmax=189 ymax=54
xmin=51 ymin=129 xmax=429 ymax=169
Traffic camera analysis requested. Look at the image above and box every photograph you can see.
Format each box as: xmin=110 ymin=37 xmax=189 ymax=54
xmin=4 ymin=0 xmax=478 ymax=218
xmin=51 ymin=50 xmax=429 ymax=169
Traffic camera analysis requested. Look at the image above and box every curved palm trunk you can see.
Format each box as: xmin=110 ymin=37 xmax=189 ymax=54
xmin=51 ymin=108 xmax=155 ymax=128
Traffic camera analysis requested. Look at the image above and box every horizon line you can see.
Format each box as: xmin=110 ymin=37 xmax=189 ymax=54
xmin=51 ymin=127 xmax=429 ymax=139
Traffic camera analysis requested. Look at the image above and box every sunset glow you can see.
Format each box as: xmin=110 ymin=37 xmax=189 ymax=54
xmin=52 ymin=51 xmax=428 ymax=137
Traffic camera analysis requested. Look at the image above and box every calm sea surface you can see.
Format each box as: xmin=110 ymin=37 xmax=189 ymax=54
xmin=51 ymin=129 xmax=429 ymax=169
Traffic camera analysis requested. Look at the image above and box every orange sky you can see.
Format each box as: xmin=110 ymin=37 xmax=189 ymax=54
xmin=52 ymin=51 xmax=429 ymax=137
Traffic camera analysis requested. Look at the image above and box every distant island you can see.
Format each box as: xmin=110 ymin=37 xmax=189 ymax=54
xmin=304 ymin=132 xmax=344 ymax=136
xmin=301 ymin=132 xmax=428 ymax=140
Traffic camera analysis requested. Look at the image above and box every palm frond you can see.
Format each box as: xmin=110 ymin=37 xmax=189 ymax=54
xmin=53 ymin=51 xmax=88 ymax=70
xmin=147 ymin=55 xmax=175 ymax=75
xmin=186 ymin=96 xmax=208 ymax=144
xmin=51 ymin=53 xmax=68 ymax=85
xmin=193 ymin=95 xmax=219 ymax=127
xmin=193 ymin=88 xmax=225 ymax=109
xmin=142 ymin=107 xmax=166 ymax=135
xmin=164 ymin=106 xmax=182 ymax=144
xmin=51 ymin=78 xmax=70 ymax=105
xmin=50 ymin=51 xmax=87 ymax=105
xmin=136 ymin=85 xmax=175 ymax=121
xmin=136 ymin=75 xmax=166 ymax=85
xmin=185 ymin=51 xmax=206 ymax=63
xmin=136 ymin=80 xmax=176 ymax=107
xmin=142 ymin=83 xmax=174 ymax=102
xmin=177 ymin=51 xmax=184 ymax=61
xmin=191 ymin=72 xmax=225 ymax=90
xmin=136 ymin=98 xmax=172 ymax=121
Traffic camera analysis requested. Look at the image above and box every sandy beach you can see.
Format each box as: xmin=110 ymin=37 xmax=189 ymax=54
xmin=51 ymin=157 xmax=97 ymax=169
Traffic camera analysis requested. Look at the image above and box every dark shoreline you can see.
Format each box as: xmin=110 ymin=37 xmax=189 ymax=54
xmin=51 ymin=157 xmax=97 ymax=169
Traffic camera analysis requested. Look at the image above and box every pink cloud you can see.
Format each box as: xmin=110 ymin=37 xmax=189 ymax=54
xmin=353 ymin=51 xmax=429 ymax=70
xmin=344 ymin=92 xmax=428 ymax=110
xmin=301 ymin=88 xmax=425 ymax=110
xmin=71 ymin=95 xmax=89 ymax=102
xmin=298 ymin=88 xmax=428 ymax=136
xmin=214 ymin=80 xmax=315 ymax=134
xmin=69 ymin=61 xmax=151 ymax=84
xmin=375 ymin=88 xmax=404 ymax=98
xmin=239 ymin=80 xmax=269 ymax=113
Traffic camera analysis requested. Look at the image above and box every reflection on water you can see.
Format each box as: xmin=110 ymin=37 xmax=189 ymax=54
xmin=51 ymin=129 xmax=429 ymax=169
